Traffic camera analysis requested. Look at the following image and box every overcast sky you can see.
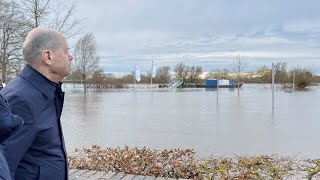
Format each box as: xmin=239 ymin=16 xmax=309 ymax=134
xmin=70 ymin=0 xmax=320 ymax=74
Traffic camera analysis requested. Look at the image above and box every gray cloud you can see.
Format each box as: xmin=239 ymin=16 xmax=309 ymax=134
xmin=70 ymin=0 xmax=320 ymax=74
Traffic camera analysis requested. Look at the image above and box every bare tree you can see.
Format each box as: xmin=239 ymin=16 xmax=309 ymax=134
xmin=0 ymin=1 xmax=29 ymax=83
xmin=188 ymin=65 xmax=202 ymax=83
xmin=20 ymin=0 xmax=83 ymax=38
xmin=231 ymin=57 xmax=249 ymax=95
xmin=289 ymin=67 xmax=313 ymax=89
xmin=20 ymin=0 xmax=50 ymax=28
xmin=174 ymin=62 xmax=189 ymax=81
xmin=155 ymin=66 xmax=171 ymax=83
xmin=48 ymin=1 xmax=83 ymax=38
xmin=274 ymin=62 xmax=288 ymax=84
xmin=0 ymin=0 xmax=82 ymax=83
xmin=73 ymin=33 xmax=100 ymax=93
xmin=89 ymin=68 xmax=105 ymax=89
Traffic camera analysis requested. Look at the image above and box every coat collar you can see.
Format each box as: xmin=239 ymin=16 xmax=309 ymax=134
xmin=18 ymin=65 xmax=59 ymax=100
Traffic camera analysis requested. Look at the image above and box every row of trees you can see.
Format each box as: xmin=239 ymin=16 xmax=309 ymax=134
xmin=0 ymin=0 xmax=101 ymax=94
xmin=66 ymin=62 xmax=204 ymax=88
xmin=70 ymin=60 xmax=317 ymax=90
xmin=151 ymin=63 xmax=203 ymax=84
xmin=207 ymin=61 xmax=316 ymax=89
xmin=272 ymin=62 xmax=314 ymax=89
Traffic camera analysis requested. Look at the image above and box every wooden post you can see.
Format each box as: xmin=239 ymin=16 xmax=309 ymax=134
xmin=272 ymin=62 xmax=275 ymax=111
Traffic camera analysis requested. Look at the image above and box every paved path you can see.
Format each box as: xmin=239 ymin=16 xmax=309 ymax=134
xmin=69 ymin=169 xmax=183 ymax=180
xmin=68 ymin=169 xmax=309 ymax=180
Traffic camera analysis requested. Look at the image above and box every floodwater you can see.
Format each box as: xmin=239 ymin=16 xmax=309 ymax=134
xmin=61 ymin=84 xmax=320 ymax=157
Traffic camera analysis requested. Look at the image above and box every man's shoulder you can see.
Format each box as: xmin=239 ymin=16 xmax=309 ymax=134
xmin=2 ymin=77 xmax=32 ymax=95
xmin=1 ymin=77 xmax=42 ymax=123
xmin=2 ymin=76 xmax=44 ymax=103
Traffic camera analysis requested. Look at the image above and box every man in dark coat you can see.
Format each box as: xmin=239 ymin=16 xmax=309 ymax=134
xmin=1 ymin=27 xmax=73 ymax=180
xmin=0 ymin=94 xmax=23 ymax=180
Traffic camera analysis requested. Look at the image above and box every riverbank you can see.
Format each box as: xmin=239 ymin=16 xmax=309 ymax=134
xmin=68 ymin=145 xmax=320 ymax=180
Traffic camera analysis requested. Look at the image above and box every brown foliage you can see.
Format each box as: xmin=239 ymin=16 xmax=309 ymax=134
xmin=68 ymin=145 xmax=198 ymax=179
xmin=69 ymin=146 xmax=320 ymax=179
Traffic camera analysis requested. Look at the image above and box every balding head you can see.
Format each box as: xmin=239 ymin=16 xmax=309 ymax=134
xmin=22 ymin=28 xmax=64 ymax=65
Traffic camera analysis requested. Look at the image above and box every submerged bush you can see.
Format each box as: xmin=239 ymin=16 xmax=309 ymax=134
xmin=289 ymin=68 xmax=314 ymax=89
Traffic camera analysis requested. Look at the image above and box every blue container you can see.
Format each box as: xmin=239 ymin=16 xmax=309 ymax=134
xmin=205 ymin=79 xmax=218 ymax=87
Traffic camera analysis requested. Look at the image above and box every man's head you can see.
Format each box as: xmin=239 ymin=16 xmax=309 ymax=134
xmin=22 ymin=28 xmax=73 ymax=83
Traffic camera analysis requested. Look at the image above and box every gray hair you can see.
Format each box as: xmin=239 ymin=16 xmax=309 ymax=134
xmin=22 ymin=31 xmax=61 ymax=63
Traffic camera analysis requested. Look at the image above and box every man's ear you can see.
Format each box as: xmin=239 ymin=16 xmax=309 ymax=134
xmin=42 ymin=50 xmax=52 ymax=65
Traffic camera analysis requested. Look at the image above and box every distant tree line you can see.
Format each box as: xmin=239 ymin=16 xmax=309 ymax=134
xmin=66 ymin=60 xmax=319 ymax=90
xmin=243 ymin=62 xmax=316 ymax=89
xmin=65 ymin=62 xmax=204 ymax=88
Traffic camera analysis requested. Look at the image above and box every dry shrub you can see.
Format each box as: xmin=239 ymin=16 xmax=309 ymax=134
xmin=234 ymin=155 xmax=295 ymax=180
xmin=68 ymin=145 xmax=198 ymax=179
xmin=69 ymin=145 xmax=320 ymax=179
xmin=298 ymin=159 xmax=320 ymax=180
xmin=198 ymin=157 xmax=233 ymax=179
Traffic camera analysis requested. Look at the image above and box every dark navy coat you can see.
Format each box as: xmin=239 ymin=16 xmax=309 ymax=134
xmin=0 ymin=93 xmax=23 ymax=180
xmin=1 ymin=65 xmax=68 ymax=180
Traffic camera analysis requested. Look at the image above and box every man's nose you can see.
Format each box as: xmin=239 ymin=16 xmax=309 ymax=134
xmin=69 ymin=55 xmax=73 ymax=61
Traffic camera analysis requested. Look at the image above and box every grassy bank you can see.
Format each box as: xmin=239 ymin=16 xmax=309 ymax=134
xmin=68 ymin=145 xmax=320 ymax=179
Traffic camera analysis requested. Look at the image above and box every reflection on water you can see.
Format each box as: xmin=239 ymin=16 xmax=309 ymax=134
xmin=61 ymin=84 xmax=320 ymax=157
